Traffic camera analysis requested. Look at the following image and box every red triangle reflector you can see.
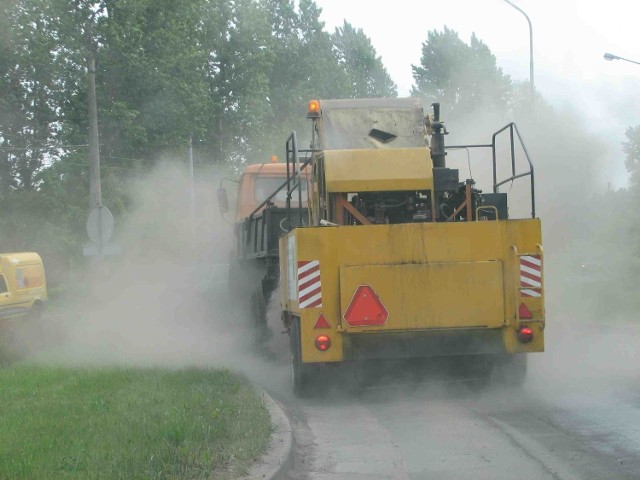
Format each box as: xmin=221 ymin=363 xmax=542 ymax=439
xmin=314 ymin=313 xmax=331 ymax=329
xmin=344 ymin=285 xmax=389 ymax=327
xmin=519 ymin=302 xmax=533 ymax=319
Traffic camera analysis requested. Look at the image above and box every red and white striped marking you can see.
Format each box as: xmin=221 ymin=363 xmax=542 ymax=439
xmin=298 ymin=260 xmax=322 ymax=308
xmin=520 ymin=255 xmax=542 ymax=297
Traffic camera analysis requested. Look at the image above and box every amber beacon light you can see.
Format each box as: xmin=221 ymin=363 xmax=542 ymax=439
xmin=307 ymin=100 xmax=320 ymax=118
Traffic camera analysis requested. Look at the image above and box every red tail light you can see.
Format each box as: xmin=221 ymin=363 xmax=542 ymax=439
xmin=518 ymin=327 xmax=533 ymax=343
xmin=315 ymin=335 xmax=331 ymax=351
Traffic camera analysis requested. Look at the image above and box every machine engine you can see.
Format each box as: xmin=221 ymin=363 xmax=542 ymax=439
xmin=346 ymin=179 xmax=503 ymax=225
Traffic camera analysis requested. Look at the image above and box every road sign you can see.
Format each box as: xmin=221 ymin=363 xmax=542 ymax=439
xmin=86 ymin=205 xmax=114 ymax=245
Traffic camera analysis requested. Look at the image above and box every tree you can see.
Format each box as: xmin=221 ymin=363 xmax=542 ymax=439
xmin=332 ymin=21 xmax=396 ymax=98
xmin=622 ymin=125 xmax=640 ymax=272
xmin=0 ymin=0 xmax=402 ymax=280
xmin=411 ymin=27 xmax=512 ymax=120
xmin=623 ymin=125 xmax=640 ymax=191
xmin=203 ymin=0 xmax=276 ymax=165
xmin=0 ymin=0 xmax=68 ymax=193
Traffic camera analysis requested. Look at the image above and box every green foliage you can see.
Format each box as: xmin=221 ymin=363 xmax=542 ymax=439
xmin=0 ymin=0 xmax=68 ymax=191
xmin=333 ymin=21 xmax=397 ymax=98
xmin=622 ymin=125 xmax=640 ymax=268
xmin=2 ymin=0 xmax=398 ymax=275
xmin=411 ymin=26 xmax=512 ymax=119
xmin=623 ymin=125 xmax=640 ymax=190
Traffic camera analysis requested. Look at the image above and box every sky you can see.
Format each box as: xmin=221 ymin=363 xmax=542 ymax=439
xmin=314 ymin=0 xmax=640 ymax=188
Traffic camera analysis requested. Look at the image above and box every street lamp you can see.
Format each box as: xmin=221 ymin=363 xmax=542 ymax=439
xmin=603 ymin=52 xmax=640 ymax=66
xmin=504 ymin=0 xmax=534 ymax=99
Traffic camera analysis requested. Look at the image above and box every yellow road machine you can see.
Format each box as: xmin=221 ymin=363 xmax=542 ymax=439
xmin=274 ymin=98 xmax=544 ymax=394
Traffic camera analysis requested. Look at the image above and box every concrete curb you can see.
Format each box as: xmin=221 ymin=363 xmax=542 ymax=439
xmin=244 ymin=391 xmax=294 ymax=480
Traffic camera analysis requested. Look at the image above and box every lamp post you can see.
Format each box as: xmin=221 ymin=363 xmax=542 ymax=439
xmin=504 ymin=0 xmax=534 ymax=99
xmin=603 ymin=52 xmax=640 ymax=66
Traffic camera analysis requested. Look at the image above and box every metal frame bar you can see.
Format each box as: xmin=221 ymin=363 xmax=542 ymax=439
xmin=284 ymin=131 xmax=317 ymax=231
xmin=476 ymin=205 xmax=499 ymax=221
xmin=336 ymin=196 xmax=372 ymax=225
xmin=444 ymin=182 xmax=474 ymax=222
xmin=446 ymin=122 xmax=536 ymax=219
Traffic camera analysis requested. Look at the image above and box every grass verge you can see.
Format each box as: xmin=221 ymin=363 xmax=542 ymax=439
xmin=0 ymin=365 xmax=272 ymax=480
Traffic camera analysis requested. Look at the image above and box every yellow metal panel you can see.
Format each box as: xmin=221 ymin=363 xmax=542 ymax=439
xmin=339 ymin=261 xmax=505 ymax=331
xmin=279 ymin=218 xmax=545 ymax=363
xmin=324 ymin=148 xmax=433 ymax=192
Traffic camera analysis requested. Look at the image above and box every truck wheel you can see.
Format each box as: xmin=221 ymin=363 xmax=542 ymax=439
xmin=251 ymin=288 xmax=271 ymax=346
xmin=290 ymin=319 xmax=312 ymax=395
xmin=227 ymin=261 xmax=251 ymax=324
xmin=251 ymin=288 xmax=266 ymax=326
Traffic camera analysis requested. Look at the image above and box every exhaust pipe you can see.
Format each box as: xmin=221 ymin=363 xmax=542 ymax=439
xmin=430 ymin=103 xmax=447 ymax=168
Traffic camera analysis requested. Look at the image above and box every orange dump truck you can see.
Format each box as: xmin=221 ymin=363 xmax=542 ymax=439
xmin=218 ymin=160 xmax=310 ymax=338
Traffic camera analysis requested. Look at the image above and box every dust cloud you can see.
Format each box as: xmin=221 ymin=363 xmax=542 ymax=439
xmin=8 ymin=162 xmax=287 ymax=387
xmin=513 ymin=105 xmax=640 ymax=400
xmin=10 ymin=97 xmax=638 ymax=400
xmin=446 ymin=98 xmax=640 ymax=400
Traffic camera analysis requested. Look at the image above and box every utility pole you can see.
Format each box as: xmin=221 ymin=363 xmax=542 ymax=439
xmin=188 ymin=136 xmax=197 ymax=244
xmin=82 ymin=6 xmax=116 ymax=272
xmin=87 ymin=26 xmax=101 ymax=209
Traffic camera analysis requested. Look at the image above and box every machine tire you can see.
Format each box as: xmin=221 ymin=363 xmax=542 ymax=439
xmin=460 ymin=355 xmax=494 ymax=389
xmin=290 ymin=318 xmax=313 ymax=396
xmin=494 ymin=354 xmax=527 ymax=387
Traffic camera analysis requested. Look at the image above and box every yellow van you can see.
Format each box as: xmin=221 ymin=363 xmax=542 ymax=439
xmin=0 ymin=253 xmax=47 ymax=320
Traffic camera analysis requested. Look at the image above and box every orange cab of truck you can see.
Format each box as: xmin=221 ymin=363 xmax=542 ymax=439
xmin=234 ymin=160 xmax=311 ymax=221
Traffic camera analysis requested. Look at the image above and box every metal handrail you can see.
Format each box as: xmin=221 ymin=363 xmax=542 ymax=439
xmin=446 ymin=122 xmax=536 ymax=219
xmin=243 ymin=146 xmax=312 ymax=250
xmin=285 ymin=131 xmax=317 ymax=232
xmin=491 ymin=123 xmax=535 ymax=218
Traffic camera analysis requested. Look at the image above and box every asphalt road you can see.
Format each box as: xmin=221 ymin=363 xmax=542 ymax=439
xmin=258 ymin=320 xmax=640 ymax=480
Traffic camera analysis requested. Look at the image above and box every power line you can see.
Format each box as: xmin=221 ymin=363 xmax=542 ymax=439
xmin=48 ymin=160 xmax=222 ymax=178
xmin=0 ymin=144 xmax=89 ymax=152
xmin=103 ymin=155 xmax=187 ymax=166
xmin=48 ymin=160 xmax=149 ymax=174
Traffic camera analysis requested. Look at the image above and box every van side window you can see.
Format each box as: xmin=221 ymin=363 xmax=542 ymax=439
xmin=0 ymin=275 xmax=7 ymax=294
